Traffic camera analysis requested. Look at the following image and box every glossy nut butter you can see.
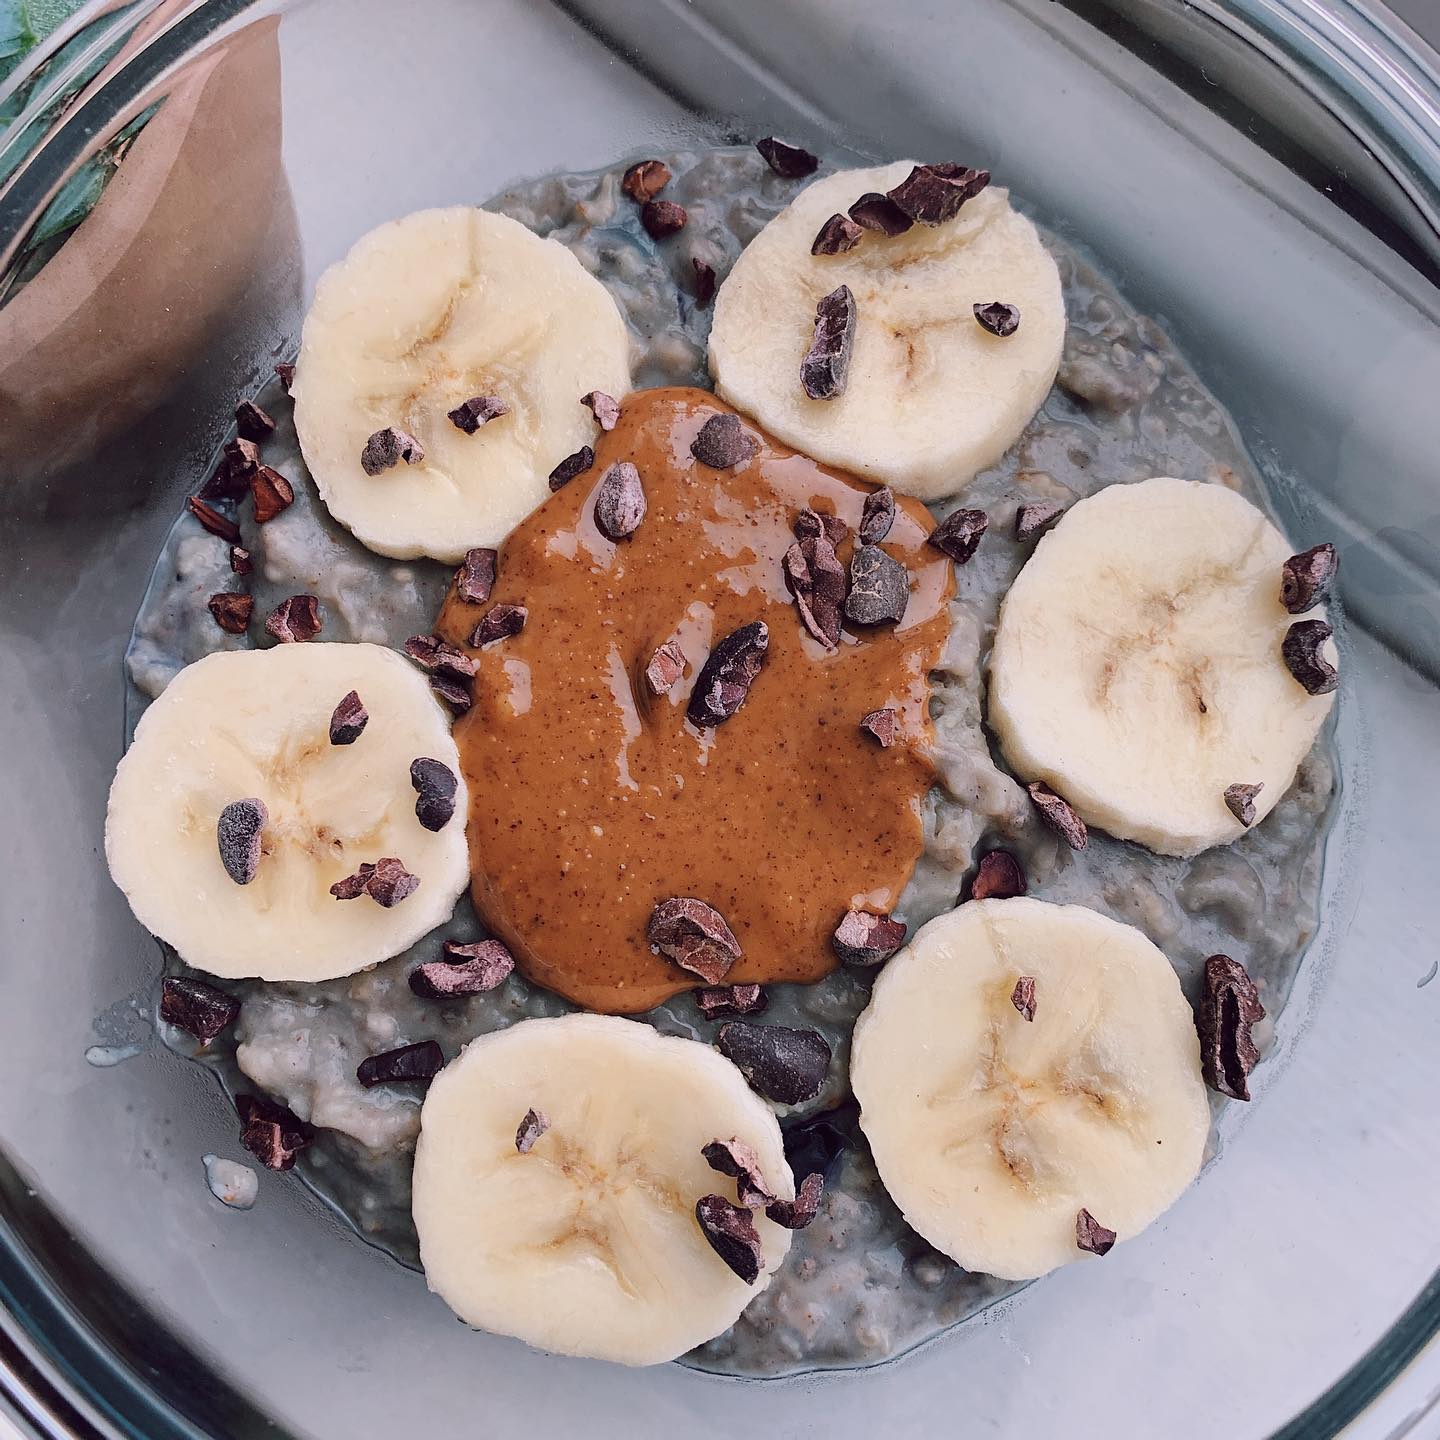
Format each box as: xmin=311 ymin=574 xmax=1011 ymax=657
xmin=435 ymin=388 xmax=952 ymax=1013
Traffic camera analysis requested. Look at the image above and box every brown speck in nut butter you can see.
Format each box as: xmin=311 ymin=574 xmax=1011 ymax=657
xmin=432 ymin=388 xmax=952 ymax=1013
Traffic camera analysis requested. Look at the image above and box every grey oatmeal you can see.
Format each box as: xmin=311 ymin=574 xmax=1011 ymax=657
xmin=127 ymin=146 xmax=1336 ymax=1377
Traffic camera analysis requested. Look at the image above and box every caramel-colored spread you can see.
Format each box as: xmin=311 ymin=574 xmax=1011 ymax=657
xmin=435 ymin=388 xmax=952 ymax=1013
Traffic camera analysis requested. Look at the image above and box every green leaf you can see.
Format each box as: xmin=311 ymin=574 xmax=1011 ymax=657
xmin=26 ymin=0 xmax=89 ymax=42
xmin=0 ymin=0 xmax=37 ymax=70
xmin=26 ymin=150 xmax=110 ymax=248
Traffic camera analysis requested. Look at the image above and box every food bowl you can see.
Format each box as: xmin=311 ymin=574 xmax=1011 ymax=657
xmin=1 ymin=0 xmax=1438 ymax=1435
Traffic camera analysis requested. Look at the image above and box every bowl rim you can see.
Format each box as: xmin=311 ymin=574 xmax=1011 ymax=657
xmin=2 ymin=0 xmax=1439 ymax=1435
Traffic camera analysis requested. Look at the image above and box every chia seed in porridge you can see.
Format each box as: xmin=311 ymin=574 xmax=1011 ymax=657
xmin=128 ymin=146 xmax=1336 ymax=1376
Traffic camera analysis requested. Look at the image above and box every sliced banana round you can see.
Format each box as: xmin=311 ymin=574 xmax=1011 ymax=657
xmin=851 ymin=898 xmax=1208 ymax=1282
xmin=292 ymin=206 xmax=632 ymax=563
xmin=105 ymin=643 xmax=468 ymax=981
xmin=413 ymin=1014 xmax=794 ymax=1366
xmin=988 ymin=477 xmax=1336 ymax=856
xmin=708 ymin=161 xmax=1064 ymax=499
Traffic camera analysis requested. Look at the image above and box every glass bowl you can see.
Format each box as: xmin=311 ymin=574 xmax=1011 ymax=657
xmin=2 ymin=0 xmax=1439 ymax=1435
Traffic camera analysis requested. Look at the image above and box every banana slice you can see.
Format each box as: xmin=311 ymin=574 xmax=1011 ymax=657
xmin=105 ymin=643 xmax=469 ymax=981
xmin=708 ymin=162 xmax=1064 ymax=499
xmin=292 ymin=206 xmax=632 ymax=563
xmin=988 ymin=477 xmax=1335 ymax=855
xmin=851 ymin=899 xmax=1208 ymax=1282
xmin=413 ymin=1014 xmax=794 ymax=1366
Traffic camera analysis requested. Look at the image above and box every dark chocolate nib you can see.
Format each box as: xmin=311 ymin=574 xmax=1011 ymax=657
xmin=702 ymin=1137 xmax=775 ymax=1207
xmin=686 ymin=621 xmax=768 ymax=728
xmin=1011 ymin=976 xmax=1037 ymax=1022
xmin=696 ymin=1194 xmax=764 ymax=1283
xmin=593 ymin=461 xmax=647 ymax=541
xmin=1076 ymin=1208 xmax=1117 ymax=1256
xmin=1281 ymin=542 xmax=1338 ymax=614
xmin=756 ymin=136 xmax=819 ymax=178
xmin=928 ymin=507 xmax=989 ymax=564
xmin=548 ymin=446 xmax=594 ymax=492
xmin=360 ymin=426 xmax=424 ymax=475
xmin=1224 ymin=782 xmax=1263 ymax=827
xmin=843 ymin=544 xmax=908 ymax=626
xmin=690 ymin=413 xmax=758 ymax=469
xmin=264 ymin=595 xmax=321 ymax=643
xmin=831 ymin=910 xmax=907 ymax=967
xmin=648 ymin=897 xmax=742 ymax=984
xmin=716 ymin=1022 xmax=832 ymax=1105
xmin=238 ymin=1093 xmax=312 ymax=1171
xmin=695 ymin=983 xmax=768 ymax=1020
xmin=859 ymin=487 xmax=896 ymax=544
xmin=410 ymin=939 xmax=515 ymax=998
xmin=848 ymin=191 xmax=912 ymax=236
xmin=1027 ymin=782 xmax=1088 ymax=850
xmin=971 ymin=849 xmax=1026 ymax=901
xmin=515 ymin=1108 xmax=550 ymax=1153
xmin=1281 ymin=619 xmax=1339 ymax=695
xmin=160 ymin=975 xmax=240 ymax=1042
xmin=886 ymin=162 xmax=990 ymax=225
xmin=811 ymin=212 xmax=862 ymax=256
xmin=973 ymin=301 xmax=1021 ymax=337
xmin=329 ymin=690 xmax=368 ymax=745
xmin=410 ymin=757 xmax=458 ymax=832
xmin=447 ymin=395 xmax=510 ymax=433
xmin=217 ymin=798 xmax=267 ymax=886
xmin=1197 ymin=953 xmax=1265 ymax=1101
xmin=455 ymin=547 xmax=498 ymax=604
xmin=356 ymin=1040 xmax=444 ymax=1088
xmin=801 ymin=284 xmax=857 ymax=401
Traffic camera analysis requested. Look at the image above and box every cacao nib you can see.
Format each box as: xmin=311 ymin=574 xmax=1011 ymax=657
xmin=1281 ymin=542 xmax=1338 ymax=614
xmin=410 ymin=757 xmax=458 ymax=832
xmin=329 ymin=690 xmax=368 ymax=745
xmin=831 ymin=909 xmax=907 ymax=967
xmin=695 ymin=983 xmax=768 ymax=1020
xmin=216 ymin=798 xmax=267 ymax=885
xmin=515 ymin=1108 xmax=550 ymax=1152
xmin=695 ymin=1194 xmax=764 ymax=1283
xmin=208 ymin=593 xmax=253 ymax=635
xmin=471 ymin=604 xmax=527 ymax=647
xmin=843 ymin=544 xmax=908 ymax=626
xmin=593 ymin=461 xmax=646 ymax=541
xmin=886 ymin=162 xmax=990 ymax=224
xmin=410 ymin=939 xmax=515 ymax=998
xmin=648 ymin=897 xmax=742 ymax=985
xmin=1197 ymin=953 xmax=1265 ymax=1101
xmin=971 ymin=849 xmax=1026 ymax=901
xmin=356 ymin=1040 xmax=444 ymax=1088
xmin=716 ymin=1023 xmax=832 ymax=1105
xmin=548 ymin=446 xmax=594 ymax=491
xmin=264 ymin=594 xmax=322 ymax=643
xmin=801 ymin=284 xmax=856 ymax=401
xmin=928 ymin=507 xmax=988 ymax=564
xmin=1010 ymin=976 xmax=1037 ymax=1022
xmin=1282 ymin=618 xmax=1339 ymax=695
xmin=1224 ymin=782 xmax=1264 ymax=827
xmin=1027 ymin=782 xmax=1088 ymax=850
xmin=160 ymin=975 xmax=240 ymax=1042
xmin=690 ymin=413 xmax=758 ymax=469
xmin=756 ymin=137 xmax=819 ymax=178
xmin=686 ymin=621 xmax=768 ymax=727
xmin=621 ymin=159 xmax=671 ymax=202
xmin=1076 ymin=1208 xmax=1117 ymax=1256
xmin=455 ymin=547 xmax=498 ymax=605
xmin=360 ymin=426 xmax=424 ymax=475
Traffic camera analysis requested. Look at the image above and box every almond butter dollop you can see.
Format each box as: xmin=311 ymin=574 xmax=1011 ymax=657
xmin=435 ymin=387 xmax=952 ymax=1013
